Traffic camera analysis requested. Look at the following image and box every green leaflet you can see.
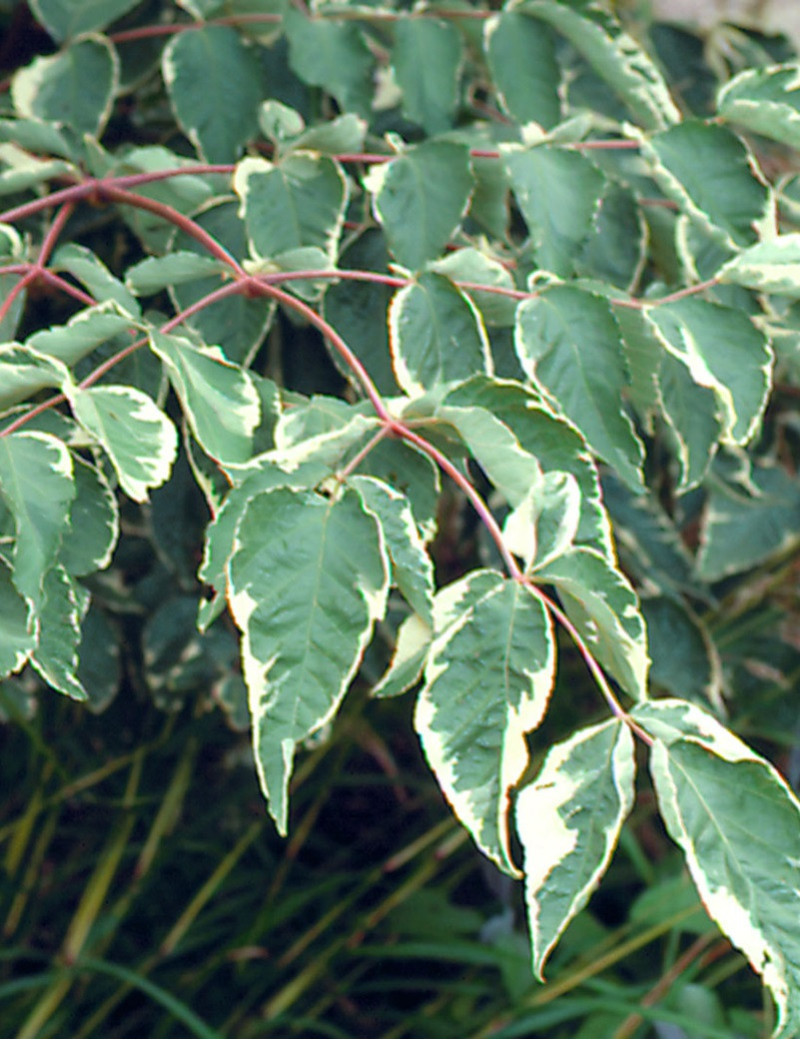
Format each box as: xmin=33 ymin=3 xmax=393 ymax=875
xmin=198 ymin=413 xmax=380 ymax=622
xmin=718 ymin=63 xmax=800 ymax=152
xmin=373 ymin=612 xmax=432 ymax=699
xmin=639 ymin=120 xmax=774 ymax=250
xmin=504 ymin=144 xmax=605 ymax=278
xmin=59 ymin=454 xmax=119 ymax=577
xmin=648 ymin=296 xmax=772 ymax=445
xmin=429 ymin=248 xmax=519 ymax=327
xmin=323 ymin=230 xmax=398 ymax=395
xmin=28 ymin=302 xmax=138 ymax=369
xmin=600 ymin=473 xmax=702 ymax=600
xmin=284 ymin=8 xmax=373 ymax=117
xmin=484 ymin=12 xmax=560 ymax=129
xmin=577 ymin=182 xmax=648 ymax=292
xmin=697 ymin=460 xmax=800 ymax=581
xmin=434 ymin=402 xmax=542 ymax=508
xmin=265 ymin=110 xmax=367 ymax=159
xmin=366 ymin=141 xmax=474 ymax=272
xmin=0 ymin=344 xmax=71 ymax=412
xmin=12 ymin=35 xmax=119 ymax=138
xmin=388 ymin=273 xmax=491 ymax=394
xmin=659 ymin=348 xmax=723 ymax=491
xmin=228 ymin=487 xmax=389 ymax=834
xmin=169 ymin=199 xmax=275 ymax=367
xmin=515 ymin=0 xmax=680 ymax=130
xmin=126 ymin=252 xmax=230 ymax=296
xmin=537 ymin=547 xmax=649 ymax=702
xmin=392 ymin=17 xmax=461 ymax=135
xmin=68 ymin=386 xmax=178 ymax=503
xmin=163 ymin=25 xmax=263 ymax=162
xmin=515 ymin=284 xmax=645 ymax=489
xmin=29 ymin=564 xmax=89 ymax=701
xmin=416 ymin=570 xmax=555 ymax=876
xmin=52 ymin=244 xmax=140 ymax=317
xmin=350 ymin=476 xmax=434 ymax=625
xmin=634 ymin=698 xmax=800 ymax=1040
xmin=0 ymin=431 xmax=75 ymax=602
xmin=642 ymin=597 xmax=721 ymax=709
xmin=719 ymin=233 xmax=800 ymax=295
xmin=516 ymin=719 xmax=635 ymax=977
xmin=234 ymin=153 xmax=347 ymax=265
xmin=440 ymin=376 xmax=614 ymax=560
xmin=110 ymin=145 xmax=215 ymax=254
xmin=503 ymin=471 xmax=581 ymax=572
xmin=0 ymin=555 xmax=35 ymax=680
xmin=29 ymin=0 xmax=142 ymax=41
xmin=149 ymin=330 xmax=260 ymax=466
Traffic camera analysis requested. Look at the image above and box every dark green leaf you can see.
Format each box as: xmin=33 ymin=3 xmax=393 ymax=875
xmin=641 ymin=120 xmax=773 ymax=249
xmin=392 ymin=17 xmax=462 ymax=134
xmin=389 ymin=273 xmax=491 ymax=394
xmin=163 ymin=25 xmax=263 ymax=162
xmin=284 ymin=8 xmax=374 ymax=116
xmin=12 ymin=35 xmax=118 ymax=138
xmin=484 ymin=12 xmax=560 ymax=128
xmin=505 ymin=145 xmax=605 ymax=277
xmin=515 ymin=285 xmax=644 ymax=488
xmin=367 ymin=141 xmax=473 ymax=271
xmin=518 ymin=0 xmax=680 ymax=130
xmin=29 ymin=0 xmax=142 ymax=41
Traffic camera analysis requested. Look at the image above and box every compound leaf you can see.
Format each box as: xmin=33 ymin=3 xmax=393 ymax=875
xmin=228 ymin=486 xmax=389 ymax=833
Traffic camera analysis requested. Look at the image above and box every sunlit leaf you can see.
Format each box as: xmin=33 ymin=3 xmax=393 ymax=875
xmin=228 ymin=486 xmax=389 ymax=833
xmin=416 ymin=570 xmax=555 ymax=875
xmin=69 ymin=386 xmax=178 ymax=503
xmin=517 ymin=719 xmax=635 ymax=977
xmin=635 ymin=698 xmax=800 ymax=1040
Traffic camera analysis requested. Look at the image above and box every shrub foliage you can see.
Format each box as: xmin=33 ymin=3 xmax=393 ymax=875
xmin=2 ymin=0 xmax=800 ymax=1034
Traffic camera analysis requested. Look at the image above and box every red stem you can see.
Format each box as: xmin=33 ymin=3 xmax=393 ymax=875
xmin=97 ymin=184 xmax=246 ymax=276
xmin=253 ymin=280 xmax=391 ymax=422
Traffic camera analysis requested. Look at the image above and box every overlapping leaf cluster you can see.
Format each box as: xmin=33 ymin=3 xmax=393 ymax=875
xmin=2 ymin=0 xmax=800 ymax=1033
